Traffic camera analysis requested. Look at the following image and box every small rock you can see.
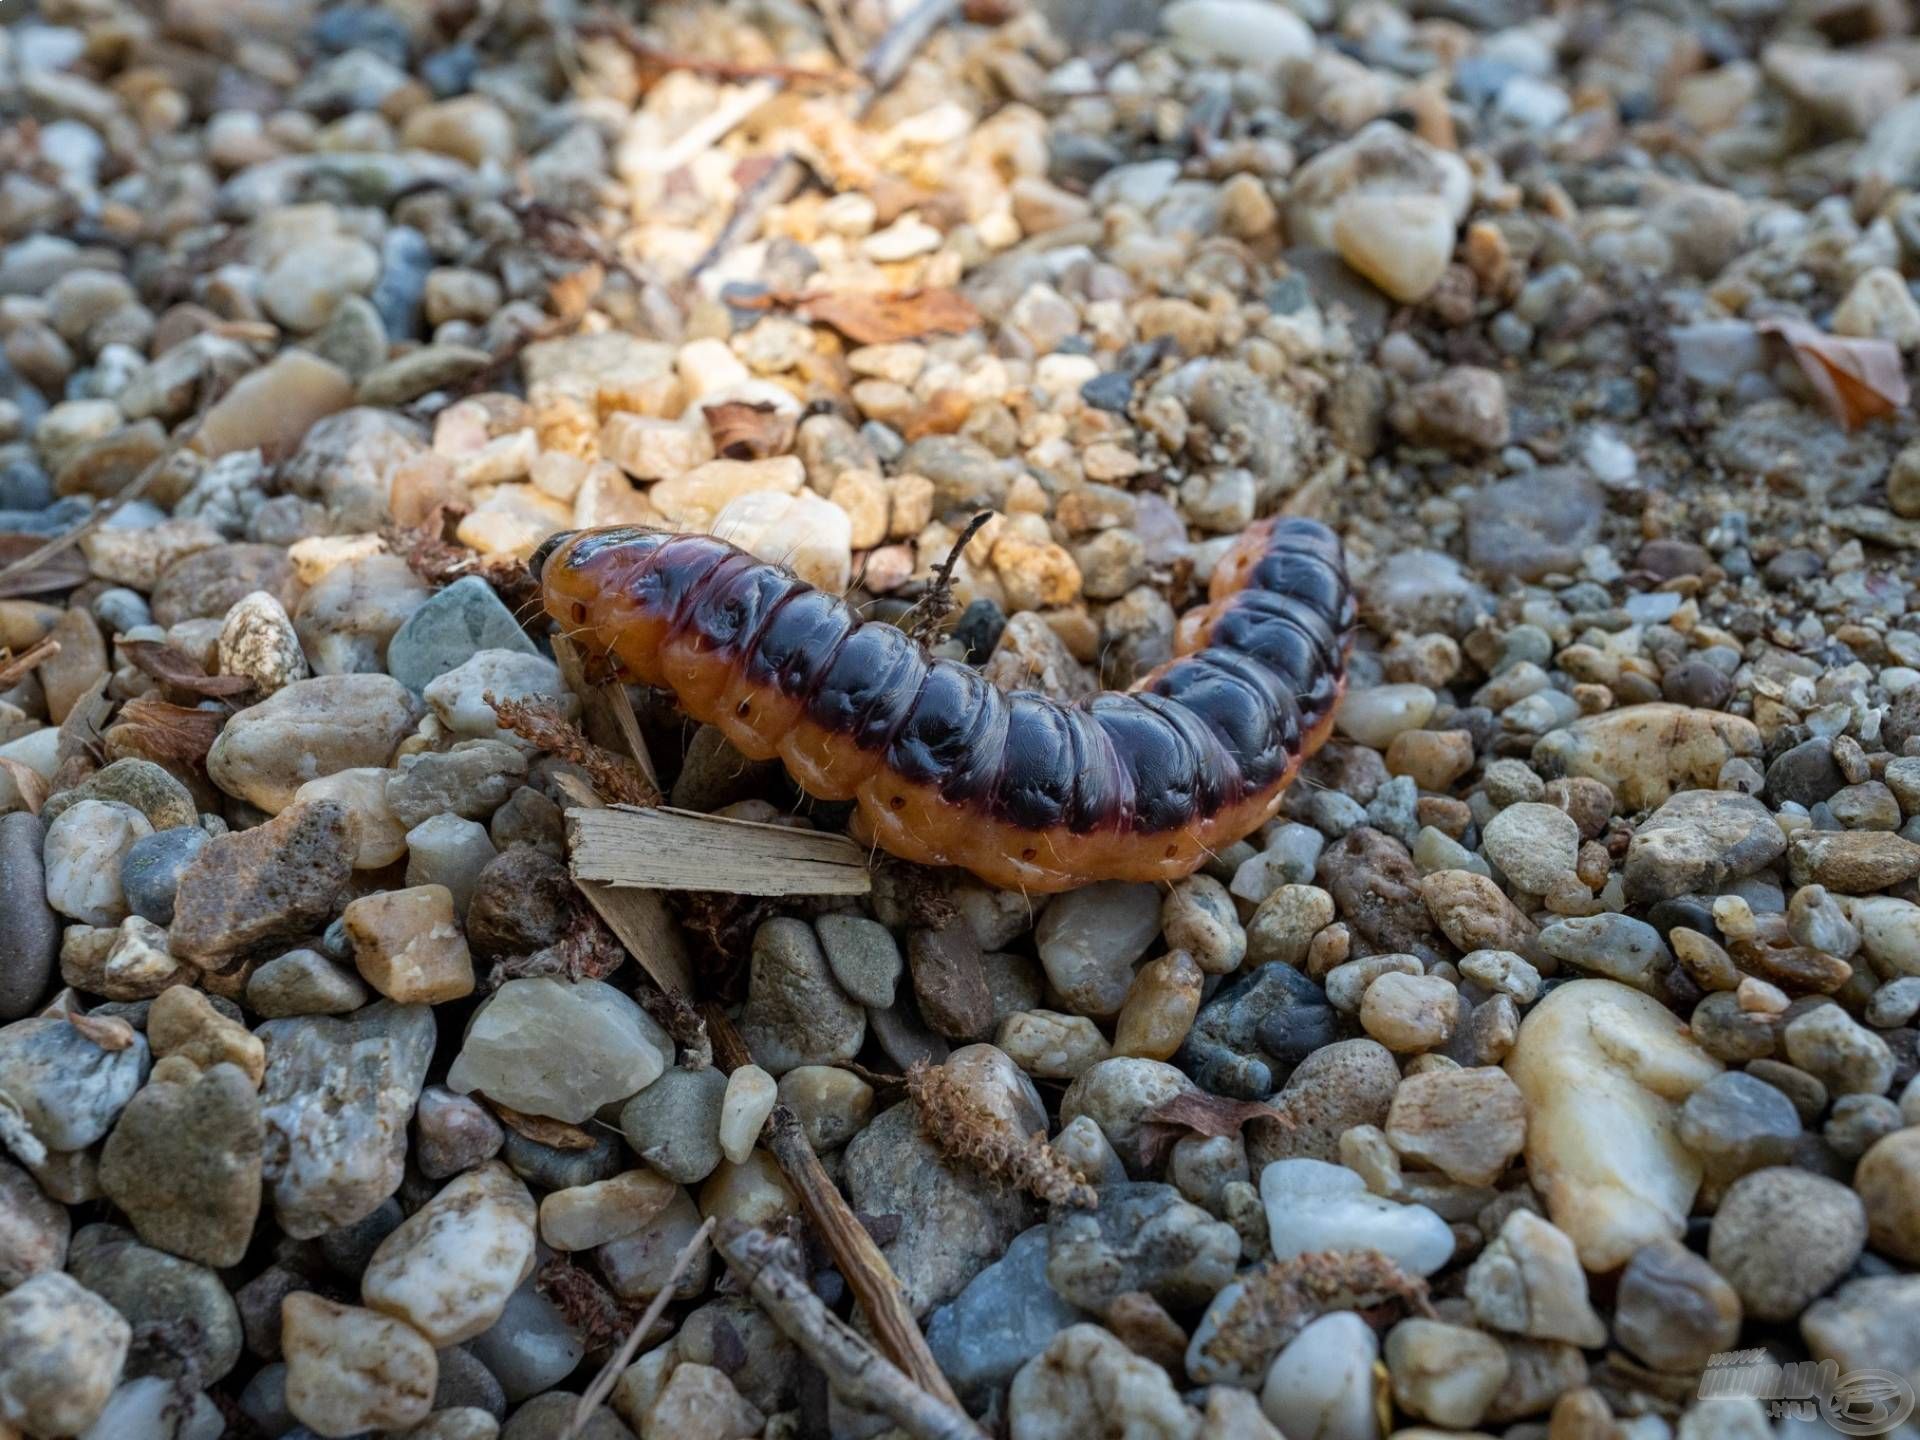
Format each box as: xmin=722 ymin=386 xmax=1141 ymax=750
xmin=1046 ymin=1181 xmax=1240 ymax=1311
xmin=1385 ymin=1319 xmax=1510 ymax=1430
xmin=281 ymin=1292 xmax=437 ymax=1437
xmin=1261 ymin=1158 xmax=1454 ymax=1275
xmin=1614 ymin=1237 xmax=1743 ymax=1373
xmin=217 ymin=590 xmax=308 ymax=694
xmin=814 ymin=912 xmax=901 ymax=1008
xmin=926 ymin=1227 xmax=1085 ymax=1400
xmin=449 ymin=979 xmax=670 ymax=1123
xmin=0 ymin=1012 xmax=149 ymax=1151
xmin=362 ymin=1162 xmax=537 ymax=1345
xmin=1623 ymin=790 xmax=1787 ymax=906
xmin=1036 ymin=881 xmax=1162 ymax=1019
xmin=1260 ymin=1312 xmax=1379 ymax=1440
xmin=98 ymin=1061 xmax=262 ymax=1268
xmin=1707 ymin=1167 xmax=1866 ymax=1321
xmin=1465 ymin=1210 xmax=1606 ymax=1346
xmin=1854 ymin=1126 xmax=1920 ymax=1262
xmin=618 ymin=1067 xmax=725 ymax=1184
xmin=1532 ymin=704 xmax=1761 ymax=811
xmin=45 ymin=799 xmax=151 ymax=926
xmin=168 ymin=802 xmax=351 ymax=969
xmin=1385 ymin=1066 xmax=1526 ymax=1186
xmin=739 ymin=918 xmax=865 ymax=1075
xmin=719 ymin=1064 xmax=776 ymax=1164
xmin=413 ymin=1086 xmax=505 ymax=1181
xmin=119 ymin=826 xmax=210 ymax=928
xmin=0 ymin=1271 xmax=131 ymax=1438
xmin=343 ymin=885 xmax=474 ymax=1003
xmin=538 ymin=1169 xmax=676 ymax=1252
xmin=258 ymin=1002 xmax=436 ymax=1239
xmin=1008 ymin=1324 xmax=1198 ymax=1440
xmin=1783 ymin=1003 xmax=1896 ymax=1095
xmin=247 ymin=948 xmax=370 ymax=1018
xmin=387 ymin=576 xmax=537 ymax=693
xmin=148 ymin=984 xmax=265 ymax=1083
xmin=0 ymin=1159 xmax=67 ymax=1289
xmin=1481 ymin=803 xmax=1581 ymax=893
xmin=67 ymin=1224 xmax=241 ymax=1386
xmin=208 ymin=673 xmax=417 ymax=813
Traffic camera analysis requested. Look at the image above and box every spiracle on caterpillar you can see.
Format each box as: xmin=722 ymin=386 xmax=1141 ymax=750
xmin=532 ymin=515 xmax=1354 ymax=894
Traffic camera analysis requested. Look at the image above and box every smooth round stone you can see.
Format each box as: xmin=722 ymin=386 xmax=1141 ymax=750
xmin=0 ymin=1014 xmax=150 ymax=1152
xmin=0 ymin=1271 xmax=131 ymax=1438
xmin=1036 ymin=881 xmax=1162 ymax=1019
xmin=448 ymin=979 xmax=670 ymax=1124
xmin=1335 ymin=683 xmax=1437 ymax=749
xmin=68 ymin=1225 xmax=241 ymax=1387
xmin=0 ymin=813 xmax=58 ymax=1019
xmin=1260 ymin=1158 xmax=1455 ymax=1277
xmin=1707 ymin=1167 xmax=1867 ymax=1321
xmin=1161 ymin=874 xmax=1246 ymax=975
xmin=1262 ymin=1311 xmax=1379 ymax=1440
xmin=247 ymin=948 xmax=371 ymax=1018
xmin=468 ymin=1282 xmax=586 ymax=1404
xmin=119 ymin=825 xmax=209 ymax=926
xmin=44 ymin=799 xmax=150 ymax=925
xmin=362 ymin=1162 xmax=537 ymax=1346
xmin=775 ymin=1066 xmax=874 ymax=1153
xmin=1481 ymin=802 xmax=1580 ymax=893
xmin=539 ymin=1169 xmax=677 ymax=1252
xmin=386 ymin=575 xmax=537 ymax=693
xmin=281 ymin=1292 xmax=437 ymax=1435
xmin=618 ymin=1066 xmax=725 ymax=1183
xmin=814 ymin=912 xmax=902 ymax=1009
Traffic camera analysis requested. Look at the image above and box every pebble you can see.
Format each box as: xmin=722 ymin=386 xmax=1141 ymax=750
xmin=1261 ymin=1312 xmax=1379 ymax=1440
xmin=1385 ymin=1066 xmax=1526 ymax=1186
xmin=1046 ymin=1181 xmax=1239 ymax=1311
xmin=1359 ymin=971 xmax=1460 ymax=1052
xmin=1384 ymin=1319 xmax=1510 ymax=1430
xmin=0 ymin=1271 xmax=131 ymax=1438
xmin=0 ymin=1158 xmax=67 ymax=1289
xmin=343 ymin=885 xmax=474 ymax=1003
xmin=0 ymin=814 xmax=58 ymax=1018
xmin=387 ymin=576 xmax=537 ymax=693
xmin=1782 ymin=1002 xmax=1896 ymax=1094
xmin=739 ymin=917 xmax=865 ymax=1074
xmin=208 ymin=673 xmax=418 ymax=813
xmin=1464 ymin=1210 xmax=1605 ymax=1346
xmin=1260 ymin=1158 xmax=1454 ymax=1276
xmin=413 ymin=1086 xmax=505 ymax=1181
xmin=1036 ymin=880 xmax=1162 ymax=1018
xmin=257 ymin=1001 xmax=435 ymax=1239
xmin=814 ymin=912 xmax=901 ymax=1008
xmin=1707 ymin=1167 xmax=1866 ymax=1321
xmin=44 ymin=799 xmax=151 ymax=926
xmin=67 ymin=1224 xmax=242 ymax=1386
xmin=1854 ymin=1126 xmax=1920 ymax=1262
xmin=448 ymin=979 xmax=670 ymax=1124
xmin=247 ymin=948 xmax=369 ymax=1018
xmin=538 ymin=1169 xmax=676 ymax=1252
xmin=1506 ymin=978 xmax=1721 ymax=1269
xmin=0 ymin=1012 xmax=150 ymax=1152
xmin=281 ymin=1291 xmax=438 ymax=1436
xmin=619 ymin=1066 xmax=726 ymax=1184
xmin=362 ymin=1161 xmax=536 ymax=1345
xmin=1008 ymin=1324 xmax=1198 ymax=1440
xmin=99 ymin=1060 xmax=261 ymax=1268
xmin=168 ymin=801 xmax=351 ymax=969
xmin=718 ymin=1063 xmax=776 ymax=1164
xmin=927 ymin=1224 xmax=1086 ymax=1399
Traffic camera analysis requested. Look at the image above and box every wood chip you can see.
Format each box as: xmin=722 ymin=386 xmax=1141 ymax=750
xmin=0 ymin=757 xmax=48 ymax=815
xmin=0 ymin=534 xmax=89 ymax=598
xmin=102 ymin=696 xmax=228 ymax=764
xmin=567 ymin=805 xmax=873 ymax=896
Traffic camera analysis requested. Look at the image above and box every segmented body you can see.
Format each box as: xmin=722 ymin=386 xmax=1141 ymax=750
xmin=534 ymin=516 xmax=1354 ymax=893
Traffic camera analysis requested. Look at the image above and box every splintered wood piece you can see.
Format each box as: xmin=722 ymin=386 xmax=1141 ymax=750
xmin=551 ymin=634 xmax=661 ymax=796
xmin=566 ymin=804 xmax=873 ymax=896
xmin=551 ymin=773 xmax=693 ymax=997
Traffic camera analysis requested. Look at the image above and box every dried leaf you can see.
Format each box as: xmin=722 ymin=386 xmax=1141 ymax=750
xmin=65 ymin=1008 xmax=135 ymax=1051
xmin=488 ymin=1100 xmax=598 ymax=1151
xmin=102 ymin=695 xmax=227 ymax=764
xmin=1142 ymin=1089 xmax=1286 ymax=1138
xmin=0 ymin=757 xmax=47 ymax=815
xmin=1758 ymin=317 xmax=1910 ymax=430
xmin=0 ymin=534 xmax=88 ymax=598
xmin=119 ymin=639 xmax=254 ymax=697
xmin=702 ymin=400 xmax=796 ymax=460
xmin=795 ymin=288 xmax=980 ymax=345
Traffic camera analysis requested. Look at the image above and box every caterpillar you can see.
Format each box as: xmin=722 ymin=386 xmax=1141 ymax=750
xmin=533 ymin=515 xmax=1354 ymax=893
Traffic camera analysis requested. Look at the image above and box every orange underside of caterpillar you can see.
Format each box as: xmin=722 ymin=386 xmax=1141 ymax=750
xmin=538 ymin=516 xmax=1353 ymax=893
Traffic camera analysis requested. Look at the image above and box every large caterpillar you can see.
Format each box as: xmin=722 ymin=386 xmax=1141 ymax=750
xmin=533 ymin=515 xmax=1354 ymax=893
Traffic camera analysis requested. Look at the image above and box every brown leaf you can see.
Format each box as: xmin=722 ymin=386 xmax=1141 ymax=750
xmin=0 ymin=535 xmax=88 ymax=599
xmin=119 ymin=639 xmax=254 ymax=697
xmin=702 ymin=400 xmax=797 ymax=460
xmin=0 ymin=757 xmax=47 ymax=815
xmin=1757 ymin=317 xmax=1910 ymax=430
xmin=795 ymin=288 xmax=980 ymax=346
xmin=1142 ymin=1089 xmax=1286 ymax=1139
xmin=103 ymin=695 xmax=228 ymax=765
xmin=488 ymin=1100 xmax=598 ymax=1150
xmin=65 ymin=1008 xmax=135 ymax=1052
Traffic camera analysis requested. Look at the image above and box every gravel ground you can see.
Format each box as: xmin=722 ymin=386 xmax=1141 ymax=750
xmin=1 ymin=0 xmax=1920 ymax=1438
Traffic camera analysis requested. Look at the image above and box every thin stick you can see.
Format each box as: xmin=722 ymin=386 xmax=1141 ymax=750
xmin=860 ymin=0 xmax=960 ymax=96
xmin=905 ymin=510 xmax=991 ymax=645
xmin=566 ymin=1216 xmax=717 ymax=1439
xmin=715 ymin=1222 xmax=985 ymax=1440
xmin=707 ymin=1009 xmax=964 ymax=1411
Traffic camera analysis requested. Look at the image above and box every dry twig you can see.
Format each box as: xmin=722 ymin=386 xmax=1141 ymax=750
xmin=708 ymin=1009 xmax=964 ymax=1409
xmin=714 ymin=1221 xmax=985 ymax=1440
xmin=904 ymin=1059 xmax=1097 ymax=1209
xmin=904 ymin=510 xmax=992 ymax=646
xmin=567 ymin=1216 xmax=717 ymax=1439
xmin=0 ymin=635 xmax=59 ymax=691
xmin=485 ymin=692 xmax=661 ymax=806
